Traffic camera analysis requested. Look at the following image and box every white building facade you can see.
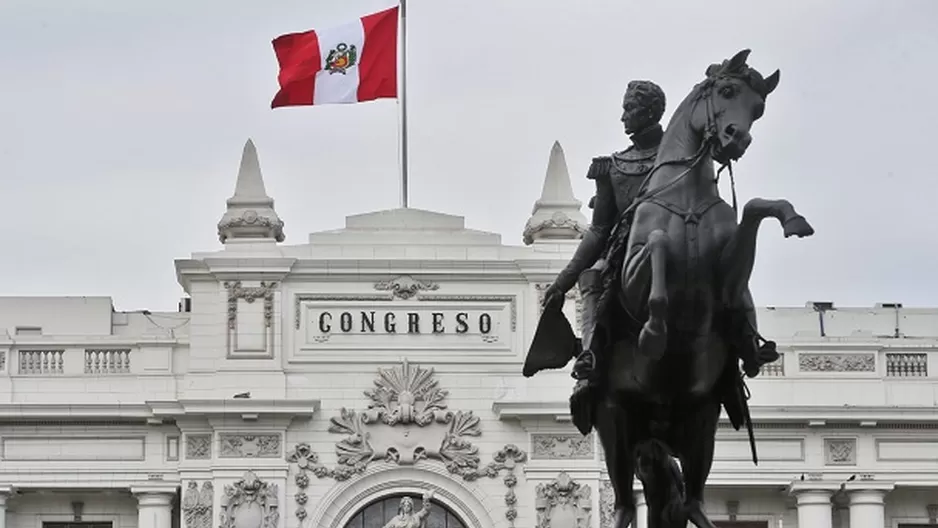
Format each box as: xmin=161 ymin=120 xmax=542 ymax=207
xmin=1 ymin=140 xmax=937 ymax=528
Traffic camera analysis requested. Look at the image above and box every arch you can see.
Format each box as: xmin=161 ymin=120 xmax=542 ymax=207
xmin=343 ymin=494 xmax=468 ymax=528
xmin=306 ymin=464 xmax=496 ymax=528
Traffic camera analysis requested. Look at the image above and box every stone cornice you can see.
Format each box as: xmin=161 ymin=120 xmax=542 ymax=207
xmin=146 ymin=398 xmax=319 ymax=420
xmin=0 ymin=399 xmax=319 ymax=422
xmin=493 ymin=402 xmax=938 ymax=425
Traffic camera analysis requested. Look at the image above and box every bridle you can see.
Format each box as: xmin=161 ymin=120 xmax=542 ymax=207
xmin=620 ymin=79 xmax=742 ymax=220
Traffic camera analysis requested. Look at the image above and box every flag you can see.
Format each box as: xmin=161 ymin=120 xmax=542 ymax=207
xmin=271 ymin=6 xmax=399 ymax=108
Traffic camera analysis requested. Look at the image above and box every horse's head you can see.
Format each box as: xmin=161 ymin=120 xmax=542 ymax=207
xmin=694 ymin=49 xmax=780 ymax=164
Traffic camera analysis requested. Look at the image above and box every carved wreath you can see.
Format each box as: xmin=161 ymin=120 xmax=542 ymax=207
xmin=219 ymin=471 xmax=279 ymax=528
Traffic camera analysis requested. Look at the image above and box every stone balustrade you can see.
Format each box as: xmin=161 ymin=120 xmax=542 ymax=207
xmin=12 ymin=348 xmax=133 ymax=376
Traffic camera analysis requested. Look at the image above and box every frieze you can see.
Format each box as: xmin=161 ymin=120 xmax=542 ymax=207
xmin=531 ymin=433 xmax=594 ymax=460
xmin=419 ymin=294 xmax=517 ymax=331
xmin=186 ymin=434 xmax=211 ymax=460
xmin=219 ymin=434 xmax=281 ymax=458
xmin=182 ymin=481 xmax=213 ymax=528
xmin=294 ymin=294 xmax=392 ymax=329
xmin=824 ymin=438 xmax=857 ymax=466
xmin=374 ymin=275 xmax=439 ymax=299
xmin=799 ymin=353 xmax=876 ymax=372
xmin=219 ymin=471 xmax=279 ymax=528
xmin=535 ymin=472 xmax=592 ymax=528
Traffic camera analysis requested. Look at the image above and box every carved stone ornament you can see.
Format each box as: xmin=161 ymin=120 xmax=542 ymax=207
xmin=183 ymin=481 xmax=213 ymax=528
xmin=288 ymin=442 xmax=526 ymax=527
xmin=219 ymin=471 xmax=279 ymax=528
xmin=523 ymin=211 xmax=587 ymax=246
xmin=219 ymin=434 xmax=281 ymax=459
xmin=374 ymin=275 xmax=440 ymax=300
xmin=532 ymin=433 xmax=594 ymax=460
xmin=824 ymin=438 xmax=857 ymax=466
xmin=225 ymin=281 xmax=276 ymax=331
xmin=186 ymin=434 xmax=212 ymax=460
xmin=927 ymin=503 xmax=938 ymax=524
xmin=798 ymin=353 xmax=875 ymax=372
xmin=599 ymin=481 xmax=614 ymax=528
xmin=536 ymin=472 xmax=592 ymax=528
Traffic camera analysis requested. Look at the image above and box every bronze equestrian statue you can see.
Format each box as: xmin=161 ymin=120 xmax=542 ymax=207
xmin=523 ymin=50 xmax=814 ymax=528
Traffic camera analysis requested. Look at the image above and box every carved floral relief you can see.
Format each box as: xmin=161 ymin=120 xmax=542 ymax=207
xmin=824 ymin=438 xmax=857 ymax=465
xmin=798 ymin=353 xmax=875 ymax=372
xmin=219 ymin=434 xmax=281 ymax=459
xmin=285 ymin=359 xmax=528 ymax=527
xmin=532 ymin=433 xmax=594 ymax=460
xmin=374 ymin=275 xmax=439 ymax=300
xmin=187 ymin=434 xmax=212 ymax=460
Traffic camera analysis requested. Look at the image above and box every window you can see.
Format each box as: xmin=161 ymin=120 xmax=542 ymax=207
xmin=344 ymin=495 xmax=467 ymax=528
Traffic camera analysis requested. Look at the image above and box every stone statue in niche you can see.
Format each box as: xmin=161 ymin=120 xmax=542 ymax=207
xmin=536 ymin=472 xmax=592 ymax=528
xmin=382 ymin=491 xmax=434 ymax=528
xmin=219 ymin=471 xmax=279 ymax=528
xmin=524 ymin=49 xmax=814 ymax=527
xmin=184 ymin=481 xmax=214 ymax=528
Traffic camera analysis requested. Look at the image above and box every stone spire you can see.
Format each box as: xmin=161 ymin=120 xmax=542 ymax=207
xmin=523 ymin=141 xmax=587 ymax=245
xmin=217 ymin=139 xmax=285 ymax=244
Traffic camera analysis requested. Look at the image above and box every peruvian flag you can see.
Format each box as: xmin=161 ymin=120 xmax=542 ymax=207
xmin=271 ymin=6 xmax=398 ymax=108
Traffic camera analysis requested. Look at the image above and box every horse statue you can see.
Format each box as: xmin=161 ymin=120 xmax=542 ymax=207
xmin=524 ymin=49 xmax=814 ymax=528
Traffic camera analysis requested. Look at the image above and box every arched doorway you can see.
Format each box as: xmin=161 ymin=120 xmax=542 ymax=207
xmin=343 ymin=494 xmax=468 ymax=528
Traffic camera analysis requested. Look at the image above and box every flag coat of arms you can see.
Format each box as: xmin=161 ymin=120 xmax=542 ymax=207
xmin=271 ymin=5 xmax=398 ymax=108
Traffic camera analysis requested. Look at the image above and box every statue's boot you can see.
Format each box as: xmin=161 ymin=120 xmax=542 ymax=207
xmin=570 ymin=265 xmax=604 ymax=381
xmin=733 ymin=295 xmax=779 ymax=378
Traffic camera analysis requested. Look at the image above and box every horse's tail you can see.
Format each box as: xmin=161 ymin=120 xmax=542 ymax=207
xmin=635 ymin=439 xmax=687 ymax=527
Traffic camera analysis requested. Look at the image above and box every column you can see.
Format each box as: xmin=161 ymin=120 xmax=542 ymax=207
xmin=790 ymin=485 xmax=835 ymax=528
xmin=133 ymin=488 xmax=176 ymax=528
xmin=634 ymin=491 xmax=648 ymax=528
xmin=846 ymin=484 xmax=893 ymax=528
xmin=0 ymin=486 xmax=12 ymax=528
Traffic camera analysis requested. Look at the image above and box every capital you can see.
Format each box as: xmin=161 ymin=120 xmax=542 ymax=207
xmin=131 ymin=486 xmax=177 ymax=507
xmin=788 ymin=482 xmax=839 ymax=505
xmin=845 ymin=482 xmax=894 ymax=505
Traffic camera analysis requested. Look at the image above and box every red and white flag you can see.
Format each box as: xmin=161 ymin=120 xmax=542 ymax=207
xmin=271 ymin=6 xmax=398 ymax=108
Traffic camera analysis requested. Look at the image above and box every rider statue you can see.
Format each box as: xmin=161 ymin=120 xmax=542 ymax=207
xmin=540 ymin=80 xmax=778 ymax=394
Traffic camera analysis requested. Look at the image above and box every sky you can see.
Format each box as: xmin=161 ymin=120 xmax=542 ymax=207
xmin=1 ymin=0 xmax=936 ymax=311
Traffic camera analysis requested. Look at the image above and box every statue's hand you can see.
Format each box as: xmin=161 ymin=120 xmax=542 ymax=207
xmin=422 ymin=490 xmax=434 ymax=502
xmin=542 ymin=283 xmax=566 ymax=311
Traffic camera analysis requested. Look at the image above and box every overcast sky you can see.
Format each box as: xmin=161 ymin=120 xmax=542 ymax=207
xmin=1 ymin=0 xmax=936 ymax=311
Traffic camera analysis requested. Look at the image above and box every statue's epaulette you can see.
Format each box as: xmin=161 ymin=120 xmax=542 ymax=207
xmin=586 ymin=155 xmax=612 ymax=181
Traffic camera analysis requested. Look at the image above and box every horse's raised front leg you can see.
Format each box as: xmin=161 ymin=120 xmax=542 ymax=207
xmin=721 ymin=198 xmax=814 ymax=302
xmin=624 ymin=229 xmax=670 ymax=362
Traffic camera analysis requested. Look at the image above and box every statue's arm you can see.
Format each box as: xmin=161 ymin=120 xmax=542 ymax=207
xmin=551 ymin=157 xmax=617 ymax=294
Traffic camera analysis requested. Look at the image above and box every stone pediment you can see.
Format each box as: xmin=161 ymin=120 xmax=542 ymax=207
xmin=305 ymin=208 xmax=504 ymax=247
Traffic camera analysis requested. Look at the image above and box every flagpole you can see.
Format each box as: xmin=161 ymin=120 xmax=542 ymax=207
xmin=399 ymin=0 xmax=410 ymax=208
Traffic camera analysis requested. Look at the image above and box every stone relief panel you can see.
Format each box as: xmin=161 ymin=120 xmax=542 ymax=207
xmin=186 ymin=434 xmax=212 ymax=460
xmin=219 ymin=471 xmax=279 ymax=528
xmin=599 ymin=481 xmax=614 ymax=528
xmin=219 ymin=434 xmax=281 ymax=459
xmin=225 ymin=281 xmax=277 ymax=359
xmin=285 ymin=359 xmax=528 ymax=527
xmin=798 ymin=353 xmax=875 ymax=372
xmin=374 ymin=275 xmax=439 ymax=300
xmin=535 ymin=472 xmax=592 ymax=528
xmin=531 ymin=433 xmax=594 ymax=460
xmin=824 ymin=438 xmax=857 ymax=466
xmin=183 ymin=481 xmax=213 ymax=528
